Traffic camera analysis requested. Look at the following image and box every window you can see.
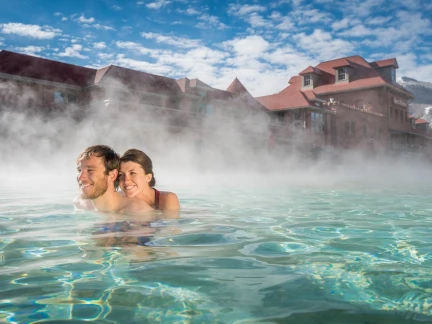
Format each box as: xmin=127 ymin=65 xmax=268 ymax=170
xmin=53 ymin=91 xmax=64 ymax=104
xmin=294 ymin=110 xmax=301 ymax=120
xmin=303 ymin=74 xmax=312 ymax=87
xmin=311 ymin=112 xmax=324 ymax=133
xmin=363 ymin=125 xmax=367 ymax=136
xmin=345 ymin=121 xmax=350 ymax=135
xmin=391 ymin=68 xmax=396 ymax=83
xmin=390 ymin=107 xmax=393 ymax=117
xmin=400 ymin=110 xmax=403 ymax=122
xmin=395 ymin=109 xmax=399 ymax=120
xmin=67 ymin=93 xmax=77 ymax=104
xmin=275 ymin=111 xmax=285 ymax=125
xmin=337 ymin=68 xmax=347 ymax=81
xmin=190 ymin=101 xmax=200 ymax=113
xmin=350 ymin=121 xmax=355 ymax=134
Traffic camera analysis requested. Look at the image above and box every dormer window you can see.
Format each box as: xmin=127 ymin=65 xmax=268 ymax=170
xmin=337 ymin=68 xmax=347 ymax=82
xmin=303 ymin=74 xmax=312 ymax=87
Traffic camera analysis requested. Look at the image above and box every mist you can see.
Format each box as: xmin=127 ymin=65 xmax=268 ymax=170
xmin=1 ymin=77 xmax=431 ymax=198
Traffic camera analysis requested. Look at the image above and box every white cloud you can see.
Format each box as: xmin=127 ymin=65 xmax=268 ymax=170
xmin=14 ymin=45 xmax=45 ymax=56
xmin=115 ymin=41 xmax=156 ymax=55
xmin=92 ymin=24 xmax=115 ymax=31
xmin=146 ymin=0 xmax=171 ymax=9
xmin=53 ymin=12 xmax=62 ymax=16
xmin=94 ymin=42 xmax=106 ymax=49
xmin=367 ymin=16 xmax=391 ymax=25
xmin=339 ymin=24 xmax=372 ymax=37
xmin=223 ymin=35 xmax=270 ymax=58
xmin=294 ymin=8 xmax=332 ymax=24
xmin=0 ymin=23 xmax=61 ymax=39
xmin=248 ymin=13 xmax=273 ymax=28
xmin=112 ymin=5 xmax=121 ymax=10
xmin=77 ymin=15 xmax=95 ymax=24
xmin=141 ymin=32 xmax=200 ymax=48
xmin=115 ymin=54 xmax=171 ymax=74
xmin=342 ymin=0 xmax=386 ymax=17
xmin=57 ymin=44 xmax=88 ymax=59
xmin=332 ymin=18 xmax=350 ymax=30
xmin=276 ymin=17 xmax=294 ymax=30
xmin=396 ymin=52 xmax=432 ymax=82
xmin=61 ymin=17 xmax=68 ymax=21
xmin=228 ymin=4 xmax=267 ymax=16
xmin=137 ymin=1 xmax=144 ymax=5
xmin=196 ymin=14 xmax=228 ymax=30
xmin=97 ymin=53 xmax=114 ymax=60
xmin=185 ymin=8 xmax=200 ymax=15
xmin=293 ymin=29 xmax=354 ymax=61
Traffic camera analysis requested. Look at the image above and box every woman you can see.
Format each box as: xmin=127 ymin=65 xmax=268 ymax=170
xmin=118 ymin=149 xmax=180 ymax=213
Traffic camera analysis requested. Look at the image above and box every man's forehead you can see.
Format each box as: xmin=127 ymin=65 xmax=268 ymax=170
xmin=78 ymin=155 xmax=104 ymax=167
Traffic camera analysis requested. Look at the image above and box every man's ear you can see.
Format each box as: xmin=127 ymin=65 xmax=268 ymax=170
xmin=109 ymin=169 xmax=118 ymax=183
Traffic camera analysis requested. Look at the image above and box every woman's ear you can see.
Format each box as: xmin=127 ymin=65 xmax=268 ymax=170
xmin=146 ymin=173 xmax=152 ymax=184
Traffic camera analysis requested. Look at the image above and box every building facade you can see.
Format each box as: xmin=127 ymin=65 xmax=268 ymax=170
xmin=0 ymin=50 xmax=430 ymax=158
xmin=256 ymin=55 xmax=431 ymax=157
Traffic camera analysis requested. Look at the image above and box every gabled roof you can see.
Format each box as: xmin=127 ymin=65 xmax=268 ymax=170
xmin=332 ymin=58 xmax=354 ymax=69
xmin=226 ymin=77 xmax=248 ymax=94
xmin=370 ymin=58 xmax=398 ymax=69
xmin=96 ymin=65 xmax=183 ymax=95
xmin=255 ymin=55 xmax=413 ymax=111
xmin=225 ymin=77 xmax=268 ymax=111
xmin=299 ymin=66 xmax=323 ymax=75
xmin=190 ymin=78 xmax=212 ymax=89
xmin=256 ymin=76 xmax=311 ymax=110
xmin=0 ymin=50 xmax=96 ymax=87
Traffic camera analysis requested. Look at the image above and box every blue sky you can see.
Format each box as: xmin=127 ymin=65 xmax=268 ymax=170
xmin=0 ymin=0 xmax=431 ymax=96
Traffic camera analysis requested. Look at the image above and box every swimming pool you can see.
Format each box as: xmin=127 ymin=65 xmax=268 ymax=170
xmin=1 ymin=178 xmax=432 ymax=323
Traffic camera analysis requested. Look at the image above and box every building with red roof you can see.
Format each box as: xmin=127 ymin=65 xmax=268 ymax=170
xmin=0 ymin=50 xmax=430 ymax=157
xmin=256 ymin=55 xmax=431 ymax=156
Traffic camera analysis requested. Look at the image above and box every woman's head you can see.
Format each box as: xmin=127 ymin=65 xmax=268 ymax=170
xmin=118 ymin=149 xmax=156 ymax=197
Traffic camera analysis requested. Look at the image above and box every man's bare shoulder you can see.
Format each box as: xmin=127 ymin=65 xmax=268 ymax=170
xmin=73 ymin=197 xmax=95 ymax=210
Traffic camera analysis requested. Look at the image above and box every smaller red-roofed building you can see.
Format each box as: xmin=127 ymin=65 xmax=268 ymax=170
xmin=255 ymin=55 xmax=428 ymax=155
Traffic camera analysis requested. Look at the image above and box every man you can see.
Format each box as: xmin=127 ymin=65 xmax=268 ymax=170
xmin=75 ymin=145 xmax=153 ymax=214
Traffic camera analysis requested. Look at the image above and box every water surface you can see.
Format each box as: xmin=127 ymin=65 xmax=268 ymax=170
xmin=1 ymin=182 xmax=432 ymax=323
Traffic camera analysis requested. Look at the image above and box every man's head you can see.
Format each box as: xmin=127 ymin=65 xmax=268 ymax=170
xmin=76 ymin=145 xmax=120 ymax=199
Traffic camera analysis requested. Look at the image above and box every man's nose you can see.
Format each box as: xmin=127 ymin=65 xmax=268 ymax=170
xmin=77 ymin=171 xmax=87 ymax=182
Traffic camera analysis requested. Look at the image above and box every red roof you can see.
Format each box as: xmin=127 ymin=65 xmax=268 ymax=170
xmin=0 ymin=50 xmax=96 ymax=87
xmin=299 ymin=66 xmax=323 ymax=75
xmin=256 ymin=76 xmax=311 ymax=110
xmin=331 ymin=58 xmax=354 ymax=69
xmin=415 ymin=119 xmax=429 ymax=124
xmin=370 ymin=58 xmax=398 ymax=69
xmin=255 ymin=55 xmax=413 ymax=111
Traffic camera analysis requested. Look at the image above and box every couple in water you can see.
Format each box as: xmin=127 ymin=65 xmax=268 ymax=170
xmin=75 ymin=145 xmax=179 ymax=216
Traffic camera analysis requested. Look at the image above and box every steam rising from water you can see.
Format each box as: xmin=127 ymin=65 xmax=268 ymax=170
xmin=1 ymin=91 xmax=431 ymax=195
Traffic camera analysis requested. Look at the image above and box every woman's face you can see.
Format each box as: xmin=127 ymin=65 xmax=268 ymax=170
xmin=118 ymin=161 xmax=152 ymax=197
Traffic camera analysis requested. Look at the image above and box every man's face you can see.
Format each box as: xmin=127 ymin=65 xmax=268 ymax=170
xmin=77 ymin=155 xmax=109 ymax=200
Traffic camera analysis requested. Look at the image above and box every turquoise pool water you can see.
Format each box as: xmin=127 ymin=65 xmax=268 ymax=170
xmin=1 ymin=182 xmax=432 ymax=323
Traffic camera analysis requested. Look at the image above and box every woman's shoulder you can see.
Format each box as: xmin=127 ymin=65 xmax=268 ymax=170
xmin=159 ymin=191 xmax=180 ymax=210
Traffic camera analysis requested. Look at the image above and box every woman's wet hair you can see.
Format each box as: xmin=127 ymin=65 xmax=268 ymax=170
xmin=120 ymin=149 xmax=156 ymax=187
